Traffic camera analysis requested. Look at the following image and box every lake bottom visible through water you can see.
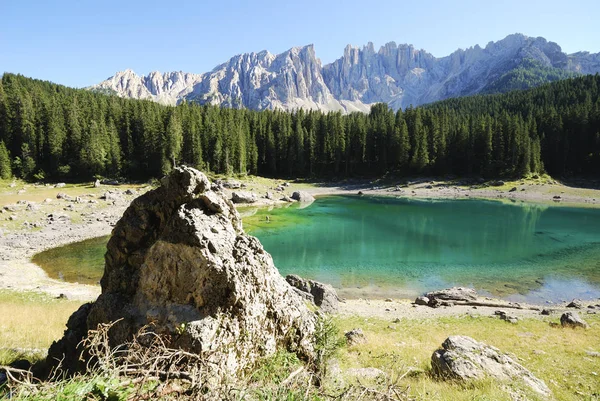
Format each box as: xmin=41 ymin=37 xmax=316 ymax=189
xmin=33 ymin=196 xmax=600 ymax=304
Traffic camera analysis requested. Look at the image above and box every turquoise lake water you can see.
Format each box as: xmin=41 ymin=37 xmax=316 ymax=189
xmin=34 ymin=196 xmax=600 ymax=303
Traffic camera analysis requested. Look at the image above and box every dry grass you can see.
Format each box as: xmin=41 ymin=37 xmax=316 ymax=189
xmin=335 ymin=314 xmax=600 ymax=400
xmin=0 ymin=290 xmax=83 ymax=357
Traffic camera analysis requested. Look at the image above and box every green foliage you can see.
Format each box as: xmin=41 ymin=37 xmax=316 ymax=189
xmin=0 ymin=141 xmax=11 ymax=179
xmin=1 ymin=72 xmax=599 ymax=181
xmin=482 ymin=58 xmax=577 ymax=94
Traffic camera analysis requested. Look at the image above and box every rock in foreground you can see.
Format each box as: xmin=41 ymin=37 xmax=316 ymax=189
xmin=426 ymin=287 xmax=478 ymax=303
xmin=431 ymin=335 xmax=550 ymax=397
xmin=48 ymin=167 xmax=316 ymax=376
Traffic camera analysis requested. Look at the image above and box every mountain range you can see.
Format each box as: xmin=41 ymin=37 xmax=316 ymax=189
xmin=90 ymin=34 xmax=600 ymax=112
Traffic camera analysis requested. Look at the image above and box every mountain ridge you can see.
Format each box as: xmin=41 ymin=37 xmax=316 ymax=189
xmin=90 ymin=34 xmax=600 ymax=111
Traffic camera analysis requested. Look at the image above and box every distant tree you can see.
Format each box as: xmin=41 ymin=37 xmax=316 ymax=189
xmin=0 ymin=141 xmax=11 ymax=179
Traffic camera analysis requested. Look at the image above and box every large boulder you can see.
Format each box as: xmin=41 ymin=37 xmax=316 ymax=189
xmin=231 ymin=191 xmax=258 ymax=204
xmin=47 ymin=167 xmax=316 ymax=377
xmin=431 ymin=336 xmax=550 ymax=397
xmin=286 ymin=274 xmax=339 ymax=313
xmin=291 ymin=191 xmax=315 ymax=203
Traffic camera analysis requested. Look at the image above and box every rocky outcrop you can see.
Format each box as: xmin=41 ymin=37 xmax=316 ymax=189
xmin=92 ymin=34 xmax=600 ymax=112
xmin=47 ymin=167 xmax=316 ymax=377
xmin=431 ymin=336 xmax=550 ymax=397
xmin=286 ymin=274 xmax=339 ymax=313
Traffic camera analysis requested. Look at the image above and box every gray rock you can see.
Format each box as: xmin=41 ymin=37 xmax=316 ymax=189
xmin=345 ymin=328 xmax=367 ymax=346
xmin=560 ymin=311 xmax=589 ymax=328
xmin=431 ymin=335 xmax=550 ymax=397
xmin=281 ymin=195 xmax=294 ymax=202
xmin=223 ymin=180 xmax=242 ymax=189
xmin=291 ymin=191 xmax=315 ymax=203
xmin=124 ymin=189 xmax=137 ymax=196
xmin=540 ymin=309 xmax=553 ymax=315
xmin=567 ymin=299 xmax=583 ymax=309
xmin=585 ymin=351 xmax=600 ymax=357
xmin=55 ymin=183 xmax=66 ymax=188
xmin=414 ymin=296 xmax=430 ymax=306
xmin=46 ymin=167 xmax=316 ymax=378
xmin=509 ymin=187 xmax=517 ymax=192
xmin=93 ymin=179 xmax=101 ymax=188
xmin=426 ymin=287 xmax=478 ymax=304
xmin=101 ymin=191 xmax=122 ymax=202
xmin=265 ymin=192 xmax=274 ymax=200
xmin=286 ymin=274 xmax=339 ymax=313
xmin=231 ymin=191 xmax=258 ymax=204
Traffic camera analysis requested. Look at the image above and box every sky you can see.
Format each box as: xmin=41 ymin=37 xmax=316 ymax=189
xmin=1 ymin=0 xmax=599 ymax=88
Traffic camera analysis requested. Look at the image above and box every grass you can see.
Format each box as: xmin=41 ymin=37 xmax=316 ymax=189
xmin=334 ymin=313 xmax=600 ymax=400
xmin=0 ymin=290 xmax=84 ymax=365
xmin=2 ymin=290 xmax=598 ymax=400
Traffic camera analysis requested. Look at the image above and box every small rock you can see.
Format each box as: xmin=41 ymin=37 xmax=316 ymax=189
xmin=509 ymin=187 xmax=517 ymax=192
xmin=357 ymin=191 xmax=364 ymax=196
xmin=345 ymin=328 xmax=367 ymax=346
xmin=265 ymin=192 xmax=274 ymax=200
xmin=93 ymin=179 xmax=101 ymax=188
xmin=384 ymin=298 xmax=393 ymax=302
xmin=231 ymin=191 xmax=258 ymax=204
xmin=56 ymin=192 xmax=68 ymax=199
xmin=291 ymin=191 xmax=315 ymax=203
xmin=560 ymin=312 xmax=589 ymax=329
xmin=281 ymin=195 xmax=294 ymax=202
xmin=55 ymin=183 xmax=66 ymax=188
xmin=414 ymin=296 xmax=430 ymax=306
xmin=585 ymin=351 xmax=600 ymax=357
xmin=222 ymin=180 xmax=241 ymax=189
xmin=540 ymin=309 xmax=553 ymax=315
xmin=567 ymin=299 xmax=583 ymax=309
xmin=56 ymin=293 xmax=68 ymax=300
xmin=124 ymin=189 xmax=137 ymax=196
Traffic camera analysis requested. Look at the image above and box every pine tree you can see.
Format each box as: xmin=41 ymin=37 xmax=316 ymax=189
xmin=0 ymin=141 xmax=11 ymax=179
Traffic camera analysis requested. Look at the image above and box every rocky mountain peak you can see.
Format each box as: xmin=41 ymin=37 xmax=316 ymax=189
xmin=91 ymin=34 xmax=600 ymax=112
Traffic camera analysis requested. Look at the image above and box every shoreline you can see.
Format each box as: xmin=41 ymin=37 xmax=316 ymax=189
xmin=1 ymin=176 xmax=600 ymax=310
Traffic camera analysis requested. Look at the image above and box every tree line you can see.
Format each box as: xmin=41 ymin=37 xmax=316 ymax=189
xmin=0 ymin=73 xmax=599 ymax=181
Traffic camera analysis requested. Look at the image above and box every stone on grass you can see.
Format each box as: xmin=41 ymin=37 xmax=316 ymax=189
xmin=345 ymin=328 xmax=367 ymax=346
xmin=560 ymin=312 xmax=589 ymax=328
xmin=431 ymin=335 xmax=550 ymax=397
xmin=47 ymin=167 xmax=316 ymax=378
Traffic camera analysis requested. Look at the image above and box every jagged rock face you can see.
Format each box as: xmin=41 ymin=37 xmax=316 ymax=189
xmin=48 ymin=167 xmax=316 ymax=375
xmin=91 ymin=34 xmax=600 ymax=112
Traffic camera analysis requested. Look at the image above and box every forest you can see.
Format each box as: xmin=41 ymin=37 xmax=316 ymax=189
xmin=0 ymin=73 xmax=599 ymax=181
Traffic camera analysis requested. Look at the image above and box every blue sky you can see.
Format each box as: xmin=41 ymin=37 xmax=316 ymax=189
xmin=1 ymin=0 xmax=599 ymax=88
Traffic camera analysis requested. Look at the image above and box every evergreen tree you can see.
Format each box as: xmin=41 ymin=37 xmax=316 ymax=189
xmin=0 ymin=141 xmax=11 ymax=179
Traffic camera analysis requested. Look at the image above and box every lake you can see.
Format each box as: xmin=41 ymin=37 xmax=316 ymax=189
xmin=33 ymin=196 xmax=600 ymax=303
